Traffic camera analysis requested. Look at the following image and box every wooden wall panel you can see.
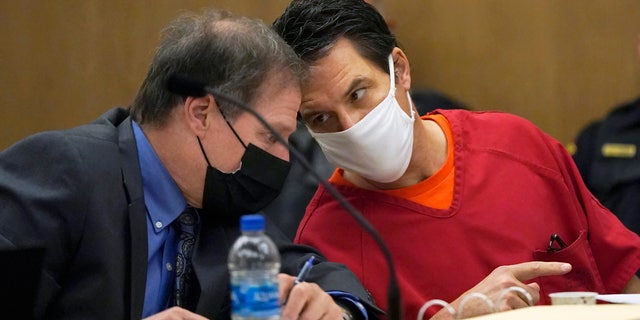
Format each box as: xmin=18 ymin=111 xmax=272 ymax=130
xmin=0 ymin=0 xmax=289 ymax=149
xmin=388 ymin=0 xmax=640 ymax=144
xmin=1 ymin=0 xmax=639 ymax=150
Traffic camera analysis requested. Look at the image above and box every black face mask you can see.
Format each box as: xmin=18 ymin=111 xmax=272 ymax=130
xmin=197 ymin=135 xmax=290 ymax=220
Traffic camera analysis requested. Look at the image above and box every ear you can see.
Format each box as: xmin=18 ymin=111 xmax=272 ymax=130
xmin=183 ymin=94 xmax=220 ymax=138
xmin=391 ymin=47 xmax=412 ymax=91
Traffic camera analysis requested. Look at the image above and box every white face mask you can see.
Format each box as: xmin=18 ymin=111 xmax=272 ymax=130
xmin=309 ymin=55 xmax=415 ymax=183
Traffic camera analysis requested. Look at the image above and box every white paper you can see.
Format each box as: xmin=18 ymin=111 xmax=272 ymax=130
xmin=471 ymin=305 xmax=640 ymax=320
xmin=596 ymin=294 xmax=640 ymax=304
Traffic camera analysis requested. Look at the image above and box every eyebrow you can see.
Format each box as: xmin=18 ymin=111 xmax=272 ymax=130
xmin=343 ymin=76 xmax=367 ymax=99
xmin=300 ymin=76 xmax=369 ymax=119
xmin=262 ymin=119 xmax=295 ymax=139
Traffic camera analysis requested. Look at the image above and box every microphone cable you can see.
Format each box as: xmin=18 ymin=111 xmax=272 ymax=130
xmin=167 ymin=74 xmax=402 ymax=320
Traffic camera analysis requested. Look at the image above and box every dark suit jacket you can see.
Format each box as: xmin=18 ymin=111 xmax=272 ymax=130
xmin=0 ymin=108 xmax=380 ymax=319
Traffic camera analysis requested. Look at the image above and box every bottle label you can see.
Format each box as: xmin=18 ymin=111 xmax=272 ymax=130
xmin=231 ymin=279 xmax=280 ymax=317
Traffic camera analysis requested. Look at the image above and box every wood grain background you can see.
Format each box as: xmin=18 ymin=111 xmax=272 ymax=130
xmin=1 ymin=0 xmax=639 ymax=149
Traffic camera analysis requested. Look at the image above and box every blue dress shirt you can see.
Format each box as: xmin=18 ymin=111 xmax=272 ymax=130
xmin=132 ymin=121 xmax=186 ymax=318
xmin=132 ymin=121 xmax=367 ymax=319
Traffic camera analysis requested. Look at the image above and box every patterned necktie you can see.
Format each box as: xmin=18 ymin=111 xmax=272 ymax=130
xmin=173 ymin=207 xmax=200 ymax=308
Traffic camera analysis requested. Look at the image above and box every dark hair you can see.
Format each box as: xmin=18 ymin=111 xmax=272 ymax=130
xmin=131 ymin=9 xmax=305 ymax=126
xmin=273 ymin=0 xmax=396 ymax=74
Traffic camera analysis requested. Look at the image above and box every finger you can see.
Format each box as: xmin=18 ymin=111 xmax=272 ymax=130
xmin=169 ymin=306 xmax=210 ymax=320
xmin=492 ymin=283 xmax=540 ymax=312
xmin=142 ymin=307 xmax=209 ymax=320
xmin=278 ymin=273 xmax=296 ymax=303
xmin=281 ymin=282 xmax=312 ymax=319
xmin=526 ymin=282 xmax=541 ymax=304
xmin=495 ymin=292 xmax=532 ymax=312
xmin=186 ymin=311 xmax=210 ymax=320
xmin=510 ymin=261 xmax=571 ymax=281
xmin=296 ymin=286 xmax=341 ymax=320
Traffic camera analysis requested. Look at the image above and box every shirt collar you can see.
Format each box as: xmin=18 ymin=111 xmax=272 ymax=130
xmin=132 ymin=120 xmax=186 ymax=232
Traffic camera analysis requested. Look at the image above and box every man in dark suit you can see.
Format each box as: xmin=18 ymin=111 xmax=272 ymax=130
xmin=0 ymin=8 xmax=379 ymax=320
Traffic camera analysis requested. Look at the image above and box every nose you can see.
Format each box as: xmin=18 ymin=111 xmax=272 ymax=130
xmin=335 ymin=110 xmax=361 ymax=132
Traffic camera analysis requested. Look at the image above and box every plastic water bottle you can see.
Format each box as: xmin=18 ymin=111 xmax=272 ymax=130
xmin=228 ymin=214 xmax=281 ymax=320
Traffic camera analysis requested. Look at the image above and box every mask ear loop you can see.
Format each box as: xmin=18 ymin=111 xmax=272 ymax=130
xmin=390 ymin=54 xmax=415 ymax=121
xmin=196 ymin=137 xmax=213 ymax=167
xmin=388 ymin=54 xmax=396 ymax=95
xmin=221 ymin=116 xmax=248 ymax=149
xmin=217 ymin=100 xmax=248 ymax=149
xmin=195 ymin=97 xmax=248 ymax=167
xmin=406 ymin=91 xmax=416 ymax=120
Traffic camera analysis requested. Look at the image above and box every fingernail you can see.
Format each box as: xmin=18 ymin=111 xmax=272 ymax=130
xmin=561 ymin=263 xmax=572 ymax=271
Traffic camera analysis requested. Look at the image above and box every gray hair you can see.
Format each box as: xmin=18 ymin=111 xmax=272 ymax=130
xmin=131 ymin=9 xmax=305 ymax=126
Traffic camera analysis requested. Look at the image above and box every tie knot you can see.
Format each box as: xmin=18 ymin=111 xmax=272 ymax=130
xmin=176 ymin=207 xmax=200 ymax=233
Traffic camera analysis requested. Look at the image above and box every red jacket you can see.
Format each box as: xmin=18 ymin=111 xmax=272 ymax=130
xmin=296 ymin=109 xmax=640 ymax=319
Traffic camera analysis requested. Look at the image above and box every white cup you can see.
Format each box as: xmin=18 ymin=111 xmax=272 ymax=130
xmin=548 ymin=291 xmax=598 ymax=305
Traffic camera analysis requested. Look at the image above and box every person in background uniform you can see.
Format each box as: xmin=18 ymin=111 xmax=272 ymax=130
xmin=570 ymin=35 xmax=640 ymax=237
xmin=274 ymin=0 xmax=640 ymax=319
xmin=0 ymin=8 xmax=382 ymax=320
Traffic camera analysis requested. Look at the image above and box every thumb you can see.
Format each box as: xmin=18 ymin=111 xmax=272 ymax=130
xmin=527 ymin=282 xmax=540 ymax=291
xmin=277 ymin=273 xmax=295 ymax=302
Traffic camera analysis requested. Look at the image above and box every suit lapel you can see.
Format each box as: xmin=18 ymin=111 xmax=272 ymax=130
xmin=192 ymin=215 xmax=240 ymax=318
xmin=127 ymin=198 xmax=148 ymax=319
xmin=116 ymin=114 xmax=148 ymax=319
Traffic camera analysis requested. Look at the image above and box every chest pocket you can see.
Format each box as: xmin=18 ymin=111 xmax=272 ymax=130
xmin=532 ymin=230 xmax=606 ymax=305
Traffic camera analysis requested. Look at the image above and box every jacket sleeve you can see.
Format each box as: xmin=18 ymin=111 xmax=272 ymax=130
xmin=0 ymin=131 xmax=90 ymax=317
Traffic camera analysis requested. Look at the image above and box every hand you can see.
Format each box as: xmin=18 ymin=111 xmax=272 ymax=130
xmin=278 ymin=273 xmax=344 ymax=320
xmin=142 ymin=306 xmax=209 ymax=320
xmin=432 ymin=261 xmax=572 ymax=319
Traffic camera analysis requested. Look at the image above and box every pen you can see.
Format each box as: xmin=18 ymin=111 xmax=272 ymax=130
xmin=295 ymin=255 xmax=315 ymax=284
xmin=282 ymin=255 xmax=315 ymax=305
xmin=547 ymin=233 xmax=568 ymax=253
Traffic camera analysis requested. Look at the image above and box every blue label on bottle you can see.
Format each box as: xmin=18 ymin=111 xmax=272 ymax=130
xmin=231 ymin=281 xmax=280 ymax=317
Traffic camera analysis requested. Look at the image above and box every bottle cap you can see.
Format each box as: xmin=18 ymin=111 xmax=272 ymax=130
xmin=241 ymin=214 xmax=265 ymax=232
